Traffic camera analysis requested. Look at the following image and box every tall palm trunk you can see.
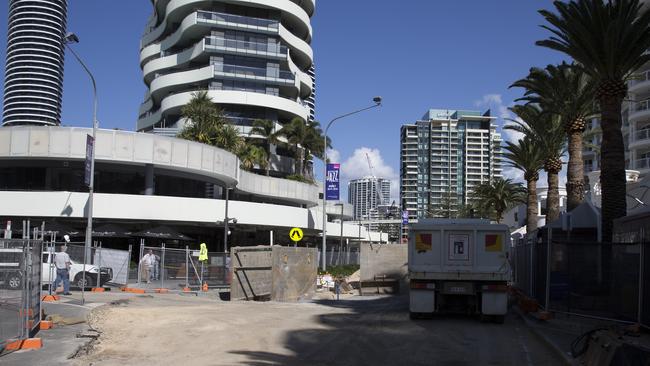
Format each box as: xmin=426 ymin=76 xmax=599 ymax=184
xmin=598 ymin=91 xmax=627 ymax=242
xmin=566 ymin=128 xmax=585 ymax=211
xmin=526 ymin=178 xmax=538 ymax=235
xmin=546 ymin=170 xmax=561 ymax=223
xmin=265 ymin=143 xmax=271 ymax=176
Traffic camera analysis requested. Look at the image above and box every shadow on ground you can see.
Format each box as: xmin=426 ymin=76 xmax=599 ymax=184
xmin=228 ymin=294 xmax=558 ymax=366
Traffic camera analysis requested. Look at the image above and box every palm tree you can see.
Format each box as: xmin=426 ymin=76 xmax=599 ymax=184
xmin=511 ymin=62 xmax=596 ymax=211
xmin=507 ymin=104 xmax=566 ymax=223
xmin=471 ymin=178 xmax=526 ymax=223
xmin=177 ymin=91 xmax=243 ymax=154
xmin=238 ymin=144 xmax=268 ymax=171
xmin=537 ymin=0 xmax=650 ymax=240
xmin=503 ymin=137 xmax=545 ymax=235
xmin=249 ymin=119 xmax=280 ymax=176
xmin=278 ymin=117 xmax=308 ymax=176
xmin=215 ymin=123 xmax=244 ymax=153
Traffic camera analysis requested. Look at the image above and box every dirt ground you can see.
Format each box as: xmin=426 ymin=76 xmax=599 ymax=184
xmin=74 ymin=293 xmax=562 ymax=366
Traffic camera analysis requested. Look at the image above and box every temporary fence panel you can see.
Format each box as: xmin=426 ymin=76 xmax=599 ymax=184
xmin=95 ymin=248 xmax=130 ymax=285
xmin=317 ymin=249 xmax=360 ymax=268
xmin=45 ymin=243 xmax=124 ymax=288
xmin=533 ymin=240 xmax=548 ymax=308
xmin=0 ymin=239 xmax=42 ymax=350
xmin=641 ymin=242 xmax=649 ymax=329
xmin=133 ymin=245 xmax=229 ymax=291
xmin=548 ymin=241 xmax=640 ymax=322
xmin=513 ymin=240 xmax=532 ymax=296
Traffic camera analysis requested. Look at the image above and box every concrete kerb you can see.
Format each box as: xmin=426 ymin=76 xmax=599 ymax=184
xmin=513 ymin=306 xmax=574 ymax=366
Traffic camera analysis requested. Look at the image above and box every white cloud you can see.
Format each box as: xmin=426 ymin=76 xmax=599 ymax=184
xmin=475 ymin=93 xmax=523 ymax=143
xmin=474 ymin=94 xmax=503 ymax=107
xmin=339 ymin=147 xmax=399 ymax=202
xmin=326 ymin=148 xmax=341 ymax=165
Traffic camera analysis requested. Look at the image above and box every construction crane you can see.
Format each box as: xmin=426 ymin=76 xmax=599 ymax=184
xmin=366 ymin=152 xmax=386 ymax=206
xmin=366 ymin=152 xmax=375 ymax=177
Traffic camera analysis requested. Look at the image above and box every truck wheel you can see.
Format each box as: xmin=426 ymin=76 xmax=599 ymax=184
xmin=492 ymin=315 xmax=505 ymax=324
xmin=75 ymin=273 xmax=94 ymax=289
xmin=409 ymin=312 xmax=420 ymax=320
xmin=7 ymin=274 xmax=21 ymax=290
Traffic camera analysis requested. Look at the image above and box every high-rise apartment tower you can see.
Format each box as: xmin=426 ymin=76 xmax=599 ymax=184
xmin=2 ymin=0 xmax=68 ymax=126
xmin=400 ymin=109 xmax=503 ymax=220
xmin=136 ymin=0 xmax=315 ymax=139
xmin=348 ymin=176 xmax=390 ymax=222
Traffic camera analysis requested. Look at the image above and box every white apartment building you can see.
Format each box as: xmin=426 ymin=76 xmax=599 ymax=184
xmin=400 ymin=109 xmax=503 ymax=220
xmin=348 ymin=177 xmax=390 ymax=222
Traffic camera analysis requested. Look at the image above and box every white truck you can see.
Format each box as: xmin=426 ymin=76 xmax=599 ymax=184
xmin=408 ymin=219 xmax=511 ymax=323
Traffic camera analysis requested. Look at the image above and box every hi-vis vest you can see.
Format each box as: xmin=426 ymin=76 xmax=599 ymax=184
xmin=199 ymin=243 xmax=208 ymax=262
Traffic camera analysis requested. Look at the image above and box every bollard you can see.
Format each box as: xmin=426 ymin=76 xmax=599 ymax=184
xmin=335 ymin=281 xmax=340 ymax=301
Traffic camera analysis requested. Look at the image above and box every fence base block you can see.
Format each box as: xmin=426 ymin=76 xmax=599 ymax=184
xmin=41 ymin=294 xmax=60 ymax=302
xmin=40 ymin=320 xmax=54 ymax=330
xmin=91 ymin=288 xmax=105 ymax=292
xmin=5 ymin=338 xmax=42 ymax=350
xmin=121 ymin=287 xmax=145 ymax=294
xmin=182 ymin=287 xmax=191 ymax=293
xmin=532 ymin=311 xmax=553 ymax=321
xmin=155 ymin=289 xmax=169 ymax=294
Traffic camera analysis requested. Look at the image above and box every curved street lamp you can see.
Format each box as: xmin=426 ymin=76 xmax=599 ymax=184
xmin=321 ymin=97 xmax=382 ymax=271
xmin=65 ymin=32 xmax=97 ymax=304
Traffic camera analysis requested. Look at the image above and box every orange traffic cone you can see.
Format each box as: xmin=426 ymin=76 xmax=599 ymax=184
xmin=202 ymin=282 xmax=208 ymax=292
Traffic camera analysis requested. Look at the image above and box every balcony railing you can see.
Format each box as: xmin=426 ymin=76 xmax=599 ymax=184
xmin=634 ymin=99 xmax=650 ymax=112
xmin=629 ymin=70 xmax=650 ymax=86
xmin=635 ymin=157 xmax=650 ymax=170
xmin=204 ymin=36 xmax=287 ymax=56
xmin=214 ymin=64 xmax=294 ymax=82
xmin=635 ymin=129 xmax=650 ymax=142
xmin=197 ymin=10 xmax=279 ymax=30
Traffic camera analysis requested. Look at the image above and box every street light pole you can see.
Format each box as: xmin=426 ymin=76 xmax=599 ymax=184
xmin=321 ymin=97 xmax=381 ymax=271
xmin=65 ymin=32 xmax=97 ymax=267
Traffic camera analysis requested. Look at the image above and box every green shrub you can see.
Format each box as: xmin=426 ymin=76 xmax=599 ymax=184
xmin=318 ymin=265 xmax=360 ymax=278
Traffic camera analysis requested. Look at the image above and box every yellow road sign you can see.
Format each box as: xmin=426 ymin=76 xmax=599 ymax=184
xmin=289 ymin=227 xmax=303 ymax=242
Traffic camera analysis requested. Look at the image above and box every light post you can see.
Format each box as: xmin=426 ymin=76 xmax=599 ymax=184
xmin=65 ymin=33 xmax=97 ymax=300
xmin=321 ymin=97 xmax=381 ymax=271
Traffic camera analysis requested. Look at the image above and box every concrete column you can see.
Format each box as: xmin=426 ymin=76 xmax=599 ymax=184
xmin=145 ymin=164 xmax=154 ymax=195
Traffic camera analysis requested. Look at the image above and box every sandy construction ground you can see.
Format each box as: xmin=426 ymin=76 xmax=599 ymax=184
xmin=74 ymin=293 xmax=561 ymax=366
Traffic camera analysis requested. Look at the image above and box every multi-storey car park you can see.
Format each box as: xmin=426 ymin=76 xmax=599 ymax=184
xmin=400 ymin=109 xmax=503 ymax=221
xmin=2 ymin=0 xmax=68 ymax=126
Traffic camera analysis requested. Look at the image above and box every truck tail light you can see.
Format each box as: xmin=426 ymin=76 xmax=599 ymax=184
xmin=410 ymin=282 xmax=435 ymax=290
xmin=482 ymin=284 xmax=508 ymax=292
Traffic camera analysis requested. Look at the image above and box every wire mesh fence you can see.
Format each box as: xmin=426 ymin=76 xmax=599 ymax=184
xmin=130 ymin=244 xmax=230 ymax=291
xmin=317 ymin=248 xmax=360 ymax=267
xmin=512 ymin=237 xmax=648 ymax=328
xmin=42 ymin=243 xmax=125 ymax=291
xmin=0 ymin=239 xmax=42 ymax=351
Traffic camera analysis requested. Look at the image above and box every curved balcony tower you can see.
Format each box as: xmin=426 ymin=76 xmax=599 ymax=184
xmin=137 ymin=0 xmax=316 ymax=137
xmin=2 ymin=0 xmax=68 ymax=126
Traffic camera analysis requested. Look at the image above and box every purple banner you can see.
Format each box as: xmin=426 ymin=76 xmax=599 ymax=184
xmin=326 ymin=163 xmax=340 ymax=201
xmin=402 ymin=210 xmax=409 ymax=225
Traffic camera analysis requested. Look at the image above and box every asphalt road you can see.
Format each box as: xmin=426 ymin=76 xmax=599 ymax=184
xmin=256 ymin=295 xmax=565 ymax=366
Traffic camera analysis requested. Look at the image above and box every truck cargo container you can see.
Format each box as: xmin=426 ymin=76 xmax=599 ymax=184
xmin=408 ymin=219 xmax=511 ymax=322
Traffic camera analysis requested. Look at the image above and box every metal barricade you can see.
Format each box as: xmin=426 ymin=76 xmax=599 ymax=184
xmin=45 ymin=243 xmax=127 ymax=290
xmin=0 ymin=239 xmax=42 ymax=351
xmin=132 ymin=244 xmax=229 ymax=291
xmin=548 ymin=241 xmax=641 ymax=322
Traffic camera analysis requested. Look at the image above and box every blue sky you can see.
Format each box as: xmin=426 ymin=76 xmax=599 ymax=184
xmin=0 ymin=1 xmax=568 ymax=200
